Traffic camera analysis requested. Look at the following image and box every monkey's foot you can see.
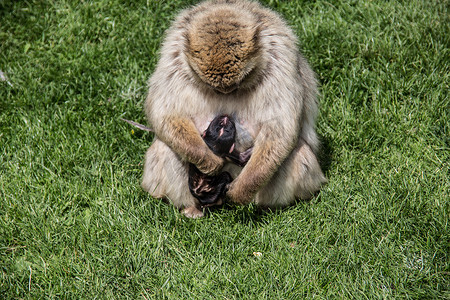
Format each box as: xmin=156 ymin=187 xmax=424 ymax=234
xmin=181 ymin=206 xmax=204 ymax=218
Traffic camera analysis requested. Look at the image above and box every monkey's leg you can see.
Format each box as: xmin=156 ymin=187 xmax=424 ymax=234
xmin=142 ymin=139 xmax=204 ymax=218
xmin=254 ymin=139 xmax=327 ymax=207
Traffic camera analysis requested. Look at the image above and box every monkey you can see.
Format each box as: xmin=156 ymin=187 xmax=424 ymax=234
xmin=188 ymin=114 xmax=252 ymax=207
xmin=141 ymin=0 xmax=327 ymax=218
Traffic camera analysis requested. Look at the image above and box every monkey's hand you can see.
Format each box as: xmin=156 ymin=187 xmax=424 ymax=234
xmin=159 ymin=116 xmax=224 ymax=175
xmin=226 ymin=180 xmax=254 ymax=205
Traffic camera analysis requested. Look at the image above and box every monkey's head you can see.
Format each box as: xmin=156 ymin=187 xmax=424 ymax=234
xmin=202 ymin=115 xmax=236 ymax=156
xmin=186 ymin=7 xmax=262 ymax=93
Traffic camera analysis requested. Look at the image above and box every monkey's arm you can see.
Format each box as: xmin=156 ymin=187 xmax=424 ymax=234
xmin=158 ymin=116 xmax=224 ymax=175
xmin=226 ymin=124 xmax=296 ymax=204
xmin=122 ymin=116 xmax=222 ymax=174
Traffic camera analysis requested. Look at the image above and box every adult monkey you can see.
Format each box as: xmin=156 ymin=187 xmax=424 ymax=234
xmin=142 ymin=0 xmax=327 ymax=218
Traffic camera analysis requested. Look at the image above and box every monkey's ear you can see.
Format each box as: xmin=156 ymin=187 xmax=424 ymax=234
xmin=201 ymin=131 xmax=206 ymax=138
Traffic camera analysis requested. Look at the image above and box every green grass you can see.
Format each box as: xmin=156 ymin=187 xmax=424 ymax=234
xmin=0 ymin=0 xmax=448 ymax=298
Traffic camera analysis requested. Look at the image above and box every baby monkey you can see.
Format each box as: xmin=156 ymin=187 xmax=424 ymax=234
xmin=202 ymin=115 xmax=252 ymax=167
xmin=188 ymin=115 xmax=252 ymax=207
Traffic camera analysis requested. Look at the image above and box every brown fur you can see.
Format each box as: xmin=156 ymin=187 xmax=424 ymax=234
xmin=142 ymin=0 xmax=327 ymax=217
xmin=187 ymin=7 xmax=259 ymax=92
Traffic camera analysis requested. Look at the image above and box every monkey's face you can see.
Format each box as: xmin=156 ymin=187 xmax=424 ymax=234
xmin=186 ymin=7 xmax=260 ymax=93
xmin=202 ymin=115 xmax=236 ymax=155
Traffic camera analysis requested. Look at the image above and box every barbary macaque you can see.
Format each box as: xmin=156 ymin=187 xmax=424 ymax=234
xmin=188 ymin=115 xmax=252 ymax=207
xmin=142 ymin=0 xmax=327 ymax=218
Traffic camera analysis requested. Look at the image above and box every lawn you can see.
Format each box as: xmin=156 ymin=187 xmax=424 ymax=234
xmin=0 ymin=0 xmax=448 ymax=298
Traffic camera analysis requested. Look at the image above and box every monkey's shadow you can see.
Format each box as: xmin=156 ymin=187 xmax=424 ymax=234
xmin=317 ymin=134 xmax=333 ymax=175
xmin=205 ymin=203 xmax=273 ymax=224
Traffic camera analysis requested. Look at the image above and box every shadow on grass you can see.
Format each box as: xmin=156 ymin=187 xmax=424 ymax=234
xmin=318 ymin=134 xmax=333 ymax=175
xmin=206 ymin=195 xmax=324 ymax=224
xmin=206 ymin=203 xmax=271 ymax=224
